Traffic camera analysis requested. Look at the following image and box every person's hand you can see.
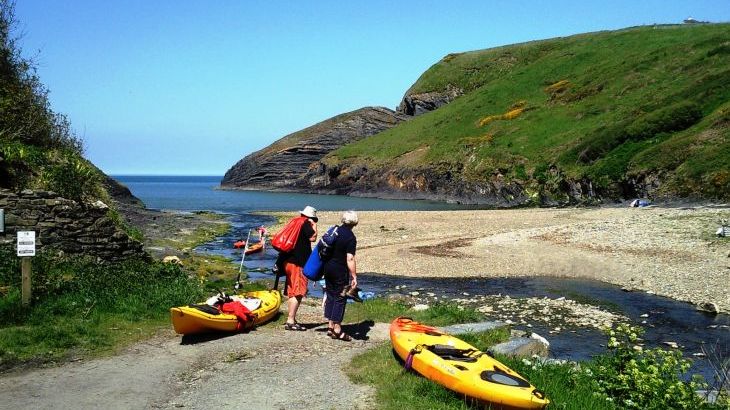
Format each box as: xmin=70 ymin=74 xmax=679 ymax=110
xmin=350 ymin=276 xmax=357 ymax=289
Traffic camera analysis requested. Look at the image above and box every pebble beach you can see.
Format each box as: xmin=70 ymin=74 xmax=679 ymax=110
xmin=276 ymin=205 xmax=730 ymax=313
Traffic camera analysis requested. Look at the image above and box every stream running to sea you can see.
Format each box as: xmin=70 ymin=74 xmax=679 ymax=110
xmin=118 ymin=175 xmax=730 ymax=384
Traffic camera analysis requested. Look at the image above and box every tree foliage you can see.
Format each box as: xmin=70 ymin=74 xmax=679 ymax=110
xmin=0 ymin=0 xmax=98 ymax=199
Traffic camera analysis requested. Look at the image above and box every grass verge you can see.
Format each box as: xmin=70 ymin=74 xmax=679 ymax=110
xmin=345 ymin=303 xmax=726 ymax=409
xmin=347 ymin=329 xmax=513 ymax=410
xmin=347 ymin=335 xmax=615 ymax=409
xmin=0 ymin=248 xmax=205 ymax=370
xmin=344 ymin=297 xmax=483 ymax=326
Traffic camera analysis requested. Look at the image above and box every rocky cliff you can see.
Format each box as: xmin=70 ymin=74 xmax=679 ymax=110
xmin=221 ymin=107 xmax=408 ymax=189
xmin=396 ymin=83 xmax=464 ymax=116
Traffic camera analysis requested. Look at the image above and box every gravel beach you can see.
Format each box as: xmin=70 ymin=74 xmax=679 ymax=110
xmin=273 ymin=205 xmax=730 ymax=313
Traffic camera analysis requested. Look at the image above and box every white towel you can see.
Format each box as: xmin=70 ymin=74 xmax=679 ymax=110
xmin=231 ymin=296 xmax=262 ymax=311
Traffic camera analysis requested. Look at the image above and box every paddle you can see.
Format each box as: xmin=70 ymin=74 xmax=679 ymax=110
xmin=272 ymin=264 xmax=281 ymax=291
xmin=235 ymin=229 xmax=252 ymax=291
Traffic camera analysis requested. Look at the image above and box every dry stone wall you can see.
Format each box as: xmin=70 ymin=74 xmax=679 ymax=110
xmin=0 ymin=189 xmax=145 ymax=261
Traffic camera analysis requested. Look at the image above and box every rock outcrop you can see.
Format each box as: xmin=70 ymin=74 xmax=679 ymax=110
xmin=299 ymin=160 xmax=532 ymax=205
xmin=221 ymin=107 xmax=408 ymax=189
xmin=396 ymin=84 xmax=464 ymax=116
xmin=101 ymin=173 xmax=144 ymax=207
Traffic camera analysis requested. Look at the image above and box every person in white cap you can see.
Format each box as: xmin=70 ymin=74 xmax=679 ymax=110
xmin=280 ymin=205 xmax=318 ymax=330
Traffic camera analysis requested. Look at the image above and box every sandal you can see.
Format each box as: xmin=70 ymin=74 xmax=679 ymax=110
xmin=341 ymin=286 xmax=363 ymax=303
xmin=284 ymin=322 xmax=306 ymax=331
xmin=330 ymin=330 xmax=352 ymax=342
xmin=326 ymin=327 xmax=334 ymax=337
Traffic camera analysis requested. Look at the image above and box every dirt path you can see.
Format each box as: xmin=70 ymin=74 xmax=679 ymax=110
xmin=0 ymin=303 xmax=388 ymax=410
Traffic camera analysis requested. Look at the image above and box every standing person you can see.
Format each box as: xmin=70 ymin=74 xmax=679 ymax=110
xmin=323 ymin=210 xmax=358 ymax=341
xmin=282 ymin=206 xmax=318 ymax=331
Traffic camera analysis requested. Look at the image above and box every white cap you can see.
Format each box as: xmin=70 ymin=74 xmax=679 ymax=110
xmin=300 ymin=205 xmax=318 ymax=220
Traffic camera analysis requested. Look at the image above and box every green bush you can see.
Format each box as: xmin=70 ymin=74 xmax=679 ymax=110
xmin=570 ymin=101 xmax=702 ymax=168
xmin=586 ymin=324 xmax=712 ymax=410
xmin=1 ymin=0 xmax=84 ymax=191
xmin=0 ymin=287 xmax=25 ymax=324
xmin=570 ymin=122 xmax=630 ymax=164
xmin=625 ymin=101 xmax=703 ymax=141
xmin=41 ymin=155 xmax=103 ymax=202
xmin=502 ymin=356 xmax=616 ymax=410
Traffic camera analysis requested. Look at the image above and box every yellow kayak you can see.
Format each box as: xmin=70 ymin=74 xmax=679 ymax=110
xmin=170 ymin=289 xmax=281 ymax=335
xmin=390 ymin=317 xmax=549 ymax=409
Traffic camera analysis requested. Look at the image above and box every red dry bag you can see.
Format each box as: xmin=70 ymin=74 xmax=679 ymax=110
xmin=271 ymin=216 xmax=307 ymax=253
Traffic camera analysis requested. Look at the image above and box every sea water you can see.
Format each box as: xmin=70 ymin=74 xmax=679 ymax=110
xmin=113 ymin=175 xmax=470 ymax=212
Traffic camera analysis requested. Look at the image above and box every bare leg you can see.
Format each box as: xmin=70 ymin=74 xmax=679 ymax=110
xmin=287 ymin=295 xmax=302 ymax=324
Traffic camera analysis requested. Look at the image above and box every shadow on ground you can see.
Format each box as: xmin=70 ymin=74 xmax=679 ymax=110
xmin=343 ymin=320 xmax=375 ymax=341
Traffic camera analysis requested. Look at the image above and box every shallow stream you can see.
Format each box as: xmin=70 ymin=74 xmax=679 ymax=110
xmin=196 ymin=213 xmax=730 ymax=384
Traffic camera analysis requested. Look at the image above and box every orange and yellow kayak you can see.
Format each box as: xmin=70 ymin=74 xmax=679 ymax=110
xmin=233 ymin=240 xmax=265 ymax=255
xmin=170 ymin=289 xmax=281 ymax=335
xmin=390 ymin=317 xmax=549 ymax=409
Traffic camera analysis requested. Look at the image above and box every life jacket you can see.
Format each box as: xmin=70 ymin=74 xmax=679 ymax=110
xmin=220 ymin=301 xmax=255 ymax=330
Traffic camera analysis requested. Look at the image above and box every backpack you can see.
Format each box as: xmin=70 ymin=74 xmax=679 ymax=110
xmin=317 ymin=225 xmax=339 ymax=261
xmin=271 ymin=216 xmax=307 ymax=253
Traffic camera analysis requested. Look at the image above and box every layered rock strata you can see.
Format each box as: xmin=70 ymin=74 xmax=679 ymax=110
xmin=221 ymin=107 xmax=408 ymax=189
xmin=396 ymin=84 xmax=464 ymax=116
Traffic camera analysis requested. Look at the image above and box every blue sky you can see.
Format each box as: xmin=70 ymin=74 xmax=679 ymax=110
xmin=13 ymin=1 xmax=730 ymax=175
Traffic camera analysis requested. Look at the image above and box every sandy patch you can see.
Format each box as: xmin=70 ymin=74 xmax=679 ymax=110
xmin=271 ymin=206 xmax=730 ymax=312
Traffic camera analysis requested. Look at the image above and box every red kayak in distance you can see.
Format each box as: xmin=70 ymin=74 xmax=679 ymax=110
xmin=234 ymin=240 xmax=265 ymax=255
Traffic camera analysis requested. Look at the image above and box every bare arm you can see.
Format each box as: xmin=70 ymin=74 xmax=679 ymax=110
xmin=347 ymin=253 xmax=357 ymax=288
xmin=309 ymin=220 xmax=317 ymax=242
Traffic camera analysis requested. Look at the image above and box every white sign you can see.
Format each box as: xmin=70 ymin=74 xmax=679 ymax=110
xmin=17 ymin=231 xmax=36 ymax=257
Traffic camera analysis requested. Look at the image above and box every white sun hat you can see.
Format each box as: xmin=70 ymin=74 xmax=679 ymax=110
xmin=300 ymin=205 xmax=318 ymax=220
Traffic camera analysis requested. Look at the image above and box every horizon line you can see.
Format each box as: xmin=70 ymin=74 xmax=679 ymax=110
xmin=111 ymin=174 xmax=224 ymax=177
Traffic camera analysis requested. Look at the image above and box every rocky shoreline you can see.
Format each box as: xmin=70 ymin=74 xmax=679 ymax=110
xmin=116 ymin=202 xmax=229 ymax=257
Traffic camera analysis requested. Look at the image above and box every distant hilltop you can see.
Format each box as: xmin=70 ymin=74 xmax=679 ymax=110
xmin=222 ymin=23 xmax=730 ymax=205
xmin=683 ymin=17 xmax=710 ymax=24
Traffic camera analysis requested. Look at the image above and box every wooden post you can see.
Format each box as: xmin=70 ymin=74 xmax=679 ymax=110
xmin=21 ymin=257 xmax=31 ymax=305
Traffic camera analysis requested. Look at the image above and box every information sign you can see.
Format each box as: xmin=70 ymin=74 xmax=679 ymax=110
xmin=17 ymin=231 xmax=36 ymax=257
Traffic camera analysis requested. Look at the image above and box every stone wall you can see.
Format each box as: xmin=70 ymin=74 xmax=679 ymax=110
xmin=0 ymin=189 xmax=145 ymax=261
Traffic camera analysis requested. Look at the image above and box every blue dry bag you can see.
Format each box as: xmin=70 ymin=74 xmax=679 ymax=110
xmin=303 ymin=243 xmax=324 ymax=281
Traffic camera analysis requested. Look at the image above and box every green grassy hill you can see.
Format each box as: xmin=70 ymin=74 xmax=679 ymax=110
xmin=322 ymin=24 xmax=730 ymax=203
